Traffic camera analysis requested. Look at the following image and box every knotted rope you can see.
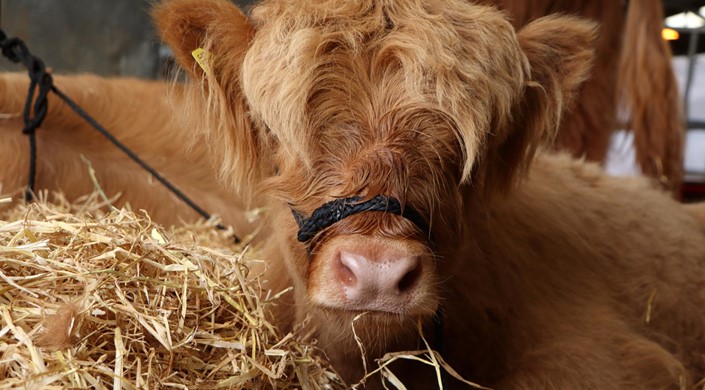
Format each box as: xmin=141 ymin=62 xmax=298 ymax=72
xmin=0 ymin=29 xmax=239 ymax=243
xmin=0 ymin=30 xmax=51 ymax=202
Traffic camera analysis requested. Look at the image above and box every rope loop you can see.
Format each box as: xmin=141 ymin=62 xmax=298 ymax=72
xmin=0 ymin=29 xmax=54 ymax=201
xmin=22 ymin=64 xmax=52 ymax=134
xmin=0 ymin=29 xmax=53 ymax=132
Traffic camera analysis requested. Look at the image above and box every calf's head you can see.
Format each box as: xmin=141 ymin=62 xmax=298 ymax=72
xmin=155 ymin=0 xmax=595 ymax=361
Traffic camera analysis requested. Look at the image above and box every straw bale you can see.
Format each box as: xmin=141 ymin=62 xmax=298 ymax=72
xmin=0 ymin=193 xmax=464 ymax=389
xmin=0 ymin=193 xmax=344 ymax=389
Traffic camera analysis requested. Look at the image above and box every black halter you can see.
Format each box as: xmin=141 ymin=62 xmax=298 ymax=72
xmin=291 ymin=195 xmax=430 ymax=243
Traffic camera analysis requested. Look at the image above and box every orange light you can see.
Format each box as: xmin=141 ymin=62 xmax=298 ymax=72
xmin=662 ymin=28 xmax=680 ymax=41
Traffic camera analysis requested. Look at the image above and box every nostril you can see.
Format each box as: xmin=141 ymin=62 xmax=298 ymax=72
xmin=337 ymin=249 xmax=422 ymax=299
xmin=397 ymin=262 xmax=422 ymax=293
xmin=337 ymin=252 xmax=358 ymax=287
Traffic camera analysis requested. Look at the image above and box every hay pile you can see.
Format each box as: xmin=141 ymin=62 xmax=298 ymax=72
xmin=0 ymin=194 xmax=343 ymax=389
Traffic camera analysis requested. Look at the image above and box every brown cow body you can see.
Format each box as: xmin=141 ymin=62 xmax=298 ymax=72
xmin=0 ymin=73 xmax=257 ymax=235
xmin=1 ymin=0 xmax=704 ymax=388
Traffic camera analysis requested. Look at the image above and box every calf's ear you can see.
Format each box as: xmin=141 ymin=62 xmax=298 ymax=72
xmin=482 ymin=15 xmax=597 ymax=196
xmin=517 ymin=15 xmax=597 ymax=141
xmin=153 ymin=0 xmax=267 ymax=199
xmin=153 ymin=0 xmax=254 ymax=83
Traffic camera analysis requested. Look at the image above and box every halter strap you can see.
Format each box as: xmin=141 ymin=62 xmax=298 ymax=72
xmin=291 ymin=195 xmax=430 ymax=243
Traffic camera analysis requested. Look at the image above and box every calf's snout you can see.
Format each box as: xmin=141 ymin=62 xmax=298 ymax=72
xmin=338 ymin=248 xmax=421 ymax=308
xmin=309 ymin=235 xmax=432 ymax=314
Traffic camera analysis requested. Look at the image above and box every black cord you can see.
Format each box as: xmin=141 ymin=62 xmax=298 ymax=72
xmin=0 ymin=28 xmax=240 ymax=243
xmin=51 ymin=87 xmax=233 ymax=235
xmin=292 ymin=195 xmax=430 ymax=243
xmin=0 ymin=30 xmax=52 ymax=201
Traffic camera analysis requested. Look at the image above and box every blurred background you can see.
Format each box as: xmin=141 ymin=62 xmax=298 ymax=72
xmin=665 ymin=4 xmax=705 ymax=199
xmin=0 ymin=0 xmax=255 ymax=77
xmin=1 ymin=0 xmax=704 ymax=199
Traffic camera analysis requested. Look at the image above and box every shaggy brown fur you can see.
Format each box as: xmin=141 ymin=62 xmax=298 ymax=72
xmin=482 ymin=0 xmax=684 ymax=194
xmin=0 ymin=0 xmax=702 ymax=388
xmin=0 ymin=1 xmax=682 ymax=222
xmin=152 ymin=0 xmax=705 ymax=388
xmin=0 ymin=74 xmax=256 ymax=235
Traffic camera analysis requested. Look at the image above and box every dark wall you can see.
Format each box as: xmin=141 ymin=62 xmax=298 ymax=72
xmin=0 ymin=0 xmax=256 ymax=78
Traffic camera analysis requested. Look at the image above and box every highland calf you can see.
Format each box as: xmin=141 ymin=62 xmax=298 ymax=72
xmin=152 ymin=0 xmax=705 ymax=388
xmin=1 ymin=0 xmax=704 ymax=388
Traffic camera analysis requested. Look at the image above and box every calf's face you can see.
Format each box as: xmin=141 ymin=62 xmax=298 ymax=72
xmin=155 ymin=0 xmax=595 ymax=362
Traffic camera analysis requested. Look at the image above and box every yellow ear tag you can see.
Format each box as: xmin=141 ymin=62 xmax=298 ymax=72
xmin=191 ymin=48 xmax=211 ymax=73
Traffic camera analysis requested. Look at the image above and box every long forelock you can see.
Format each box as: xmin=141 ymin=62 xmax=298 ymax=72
xmin=249 ymin=0 xmax=525 ymax=207
xmin=253 ymin=3 xmax=500 ymax=133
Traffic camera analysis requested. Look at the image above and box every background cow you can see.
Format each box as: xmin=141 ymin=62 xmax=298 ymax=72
xmin=484 ymin=0 xmax=684 ymax=194
xmin=0 ymin=73 xmax=257 ymax=236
